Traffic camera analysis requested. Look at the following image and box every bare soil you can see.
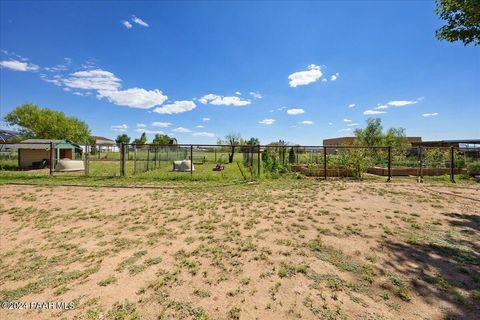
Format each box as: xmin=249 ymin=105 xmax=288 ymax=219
xmin=0 ymin=180 xmax=479 ymax=320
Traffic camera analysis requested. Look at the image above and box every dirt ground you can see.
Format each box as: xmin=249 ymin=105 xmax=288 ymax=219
xmin=0 ymin=180 xmax=479 ymax=320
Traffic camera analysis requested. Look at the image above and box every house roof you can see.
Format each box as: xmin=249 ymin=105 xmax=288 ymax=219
xmin=92 ymin=136 xmax=115 ymax=144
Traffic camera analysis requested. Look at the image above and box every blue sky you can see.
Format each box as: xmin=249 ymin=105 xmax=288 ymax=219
xmin=0 ymin=1 xmax=479 ymax=144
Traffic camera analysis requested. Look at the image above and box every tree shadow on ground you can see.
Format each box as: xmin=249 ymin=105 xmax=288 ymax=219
xmin=380 ymin=213 xmax=480 ymax=320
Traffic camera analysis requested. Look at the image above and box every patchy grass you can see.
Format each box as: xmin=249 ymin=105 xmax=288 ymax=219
xmin=0 ymin=180 xmax=478 ymax=320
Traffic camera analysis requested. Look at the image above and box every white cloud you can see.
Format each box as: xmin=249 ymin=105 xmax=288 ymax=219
xmin=0 ymin=59 xmax=39 ymax=71
xmin=202 ymin=117 xmax=210 ymax=121
xmin=98 ymin=88 xmax=167 ymax=109
xmin=152 ymin=121 xmax=172 ymax=128
xmin=72 ymin=92 xmax=84 ymax=96
xmin=122 ymin=20 xmax=132 ymax=29
xmin=196 ymin=125 xmax=204 ymax=128
xmin=422 ymin=112 xmax=439 ymax=117
xmin=199 ymin=93 xmax=251 ymax=106
xmin=363 ymin=109 xmax=387 ymax=115
xmin=339 ymin=128 xmax=351 ymax=132
xmin=235 ymin=91 xmax=241 ymax=95
xmin=111 ymin=124 xmax=128 ymax=132
xmin=301 ymin=120 xmax=314 ymax=125
xmin=63 ymin=69 xmax=121 ymax=91
xmin=277 ymin=107 xmax=286 ymax=111
xmin=132 ymin=15 xmax=149 ymax=27
xmin=259 ymin=119 xmax=275 ymax=125
xmin=249 ymin=91 xmax=262 ymax=99
xmin=286 ymin=108 xmax=305 ymax=115
xmin=387 ymin=100 xmax=418 ymax=107
xmin=321 ymin=78 xmax=327 ymax=82
xmin=137 ymin=123 xmax=147 ymax=128
xmin=192 ymin=132 xmax=215 ymax=138
xmin=330 ymin=73 xmax=340 ymax=81
xmin=152 ymin=100 xmax=196 ymax=114
xmin=348 ymin=103 xmax=356 ymax=108
xmin=328 ymin=122 xmax=333 ymax=125
xmin=370 ymin=98 xmax=422 ymax=111
xmin=288 ymin=64 xmax=323 ymax=87
xmin=343 ymin=118 xmax=352 ymax=122
xmin=172 ymin=127 xmax=192 ymax=133
xmin=136 ymin=128 xmax=164 ymax=134
xmin=347 ymin=123 xmax=359 ymax=127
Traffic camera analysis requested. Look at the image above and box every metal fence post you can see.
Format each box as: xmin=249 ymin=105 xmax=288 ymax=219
xmin=85 ymin=144 xmax=90 ymax=176
xmin=190 ymin=145 xmax=193 ymax=176
xmin=120 ymin=142 xmax=125 ymax=177
xmin=323 ymin=146 xmax=327 ymax=180
xmin=450 ymin=146 xmax=455 ymax=183
xmin=257 ymin=145 xmax=261 ymax=176
xmin=50 ymin=142 xmax=54 ymax=176
xmin=419 ymin=147 xmax=424 ymax=183
xmin=134 ymin=145 xmax=137 ymax=175
xmin=387 ymin=146 xmax=392 ymax=182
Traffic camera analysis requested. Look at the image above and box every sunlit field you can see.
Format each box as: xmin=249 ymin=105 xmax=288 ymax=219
xmin=1 ymin=180 xmax=478 ymax=320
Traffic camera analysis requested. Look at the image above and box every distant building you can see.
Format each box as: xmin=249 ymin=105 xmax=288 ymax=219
xmin=91 ymin=136 xmax=118 ymax=152
xmin=411 ymin=139 xmax=480 ymax=149
xmin=323 ymin=136 xmax=422 ymax=146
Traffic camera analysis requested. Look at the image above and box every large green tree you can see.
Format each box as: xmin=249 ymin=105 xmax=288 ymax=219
xmin=115 ymin=134 xmax=131 ymax=144
xmin=435 ymin=0 xmax=480 ymax=46
xmin=354 ymin=118 xmax=408 ymax=147
xmin=152 ymin=133 xmax=175 ymax=145
xmin=4 ymin=103 xmax=91 ymax=143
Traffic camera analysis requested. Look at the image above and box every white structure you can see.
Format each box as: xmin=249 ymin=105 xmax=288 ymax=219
xmin=173 ymin=160 xmax=195 ymax=172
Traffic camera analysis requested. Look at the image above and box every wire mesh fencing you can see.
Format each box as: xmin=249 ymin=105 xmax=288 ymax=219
xmin=1 ymin=142 xmax=478 ymax=182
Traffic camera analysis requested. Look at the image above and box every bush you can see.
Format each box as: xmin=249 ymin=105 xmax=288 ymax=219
xmin=467 ymin=161 xmax=480 ymax=176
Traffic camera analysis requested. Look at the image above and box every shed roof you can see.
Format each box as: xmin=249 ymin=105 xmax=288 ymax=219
xmin=8 ymin=139 xmax=81 ymax=150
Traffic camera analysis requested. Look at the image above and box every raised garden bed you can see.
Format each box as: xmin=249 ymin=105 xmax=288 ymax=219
xmin=367 ymin=166 xmax=467 ymax=176
xmin=291 ymin=165 xmax=354 ymax=177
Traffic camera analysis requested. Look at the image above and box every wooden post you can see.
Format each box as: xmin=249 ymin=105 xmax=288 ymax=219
xmin=387 ymin=146 xmax=392 ymax=182
xmin=323 ymin=146 xmax=327 ymax=180
xmin=50 ymin=142 xmax=54 ymax=176
xmin=190 ymin=145 xmax=193 ymax=176
xmin=450 ymin=146 xmax=455 ymax=183
xmin=215 ymin=148 xmax=217 ymax=162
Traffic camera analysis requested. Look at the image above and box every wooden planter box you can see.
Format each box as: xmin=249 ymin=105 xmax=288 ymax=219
xmin=291 ymin=165 xmax=354 ymax=177
xmin=367 ymin=166 xmax=467 ymax=176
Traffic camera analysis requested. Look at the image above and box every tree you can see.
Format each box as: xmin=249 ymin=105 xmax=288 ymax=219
xmin=435 ymin=0 xmax=480 ymax=46
xmin=152 ymin=133 xmax=176 ymax=145
xmin=245 ymin=137 xmax=260 ymax=145
xmin=221 ymin=133 xmax=241 ymax=163
xmin=133 ymin=132 xmax=147 ymax=145
xmin=353 ymin=118 xmax=384 ymax=147
xmin=4 ymin=103 xmax=91 ymax=143
xmin=115 ymin=134 xmax=131 ymax=144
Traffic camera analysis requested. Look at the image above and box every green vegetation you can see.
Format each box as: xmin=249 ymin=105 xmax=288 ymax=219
xmin=3 ymin=103 xmax=91 ymax=143
xmin=435 ymin=0 xmax=480 ymax=46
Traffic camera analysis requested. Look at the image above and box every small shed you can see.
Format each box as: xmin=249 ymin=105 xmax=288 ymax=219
xmin=11 ymin=139 xmax=81 ymax=169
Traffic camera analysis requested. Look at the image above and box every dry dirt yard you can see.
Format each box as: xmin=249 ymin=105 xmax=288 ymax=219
xmin=0 ymin=180 xmax=479 ymax=320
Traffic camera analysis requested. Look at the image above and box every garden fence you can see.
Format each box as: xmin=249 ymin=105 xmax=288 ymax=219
xmin=1 ymin=141 xmax=478 ymax=182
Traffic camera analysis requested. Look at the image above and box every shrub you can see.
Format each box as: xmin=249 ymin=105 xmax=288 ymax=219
xmin=467 ymin=161 xmax=480 ymax=176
